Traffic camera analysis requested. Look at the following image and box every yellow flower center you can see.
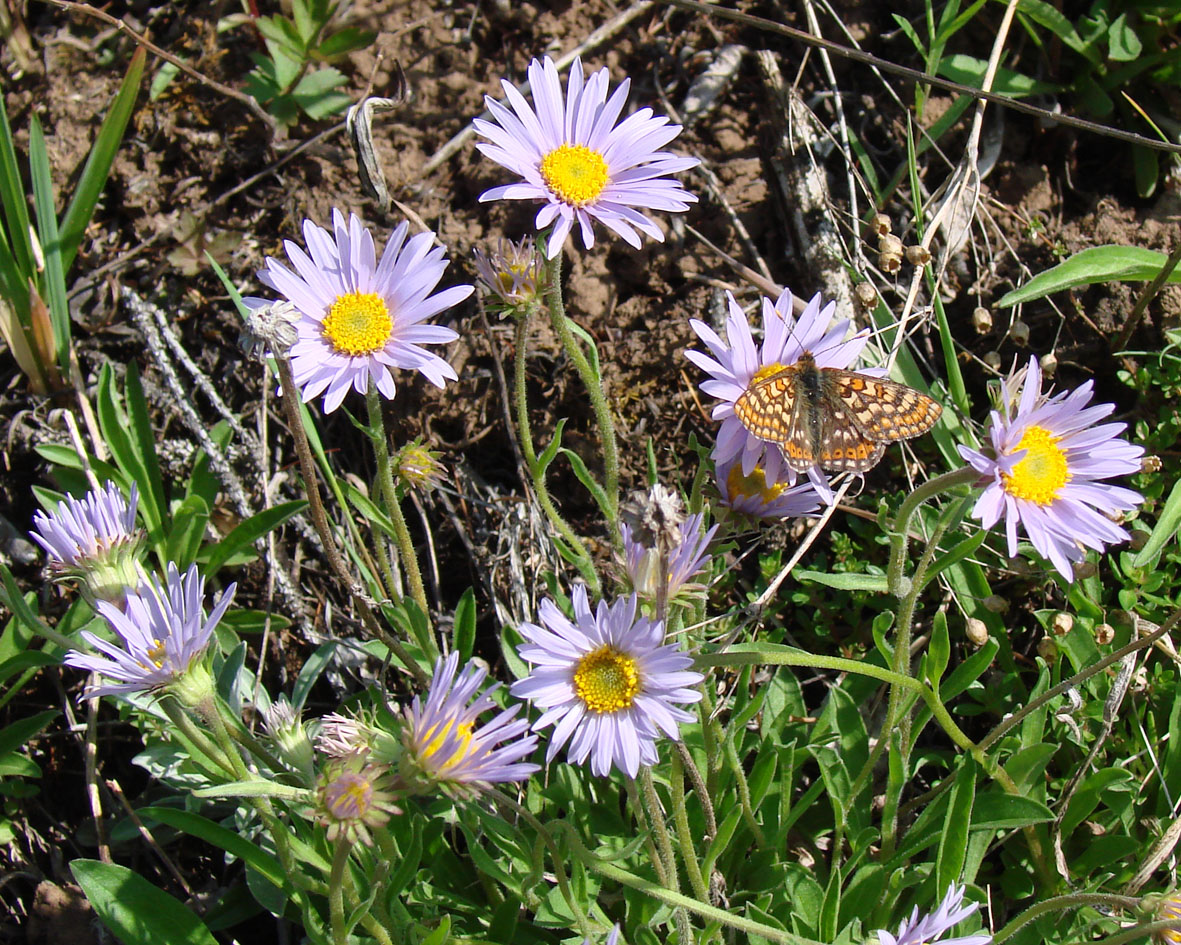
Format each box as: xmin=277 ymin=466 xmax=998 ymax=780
xmin=139 ymin=638 xmax=167 ymax=670
xmin=539 ymin=144 xmax=609 ymax=207
xmin=751 ymin=362 xmax=788 ymax=384
xmin=418 ymin=718 xmax=476 ymax=770
xmin=726 ymin=464 xmax=787 ymax=504
xmin=573 ymin=646 xmax=640 ymax=714
xmin=324 ymin=772 xmax=374 ymax=820
xmin=1002 ymin=425 xmax=1070 ymax=505
xmin=321 ymin=291 xmax=392 ymax=356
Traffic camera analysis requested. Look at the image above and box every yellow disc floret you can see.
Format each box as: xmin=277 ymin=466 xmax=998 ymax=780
xmin=573 ymin=646 xmax=640 ymax=714
xmin=750 ymin=362 xmax=788 ymax=384
xmin=417 ymin=718 xmax=476 ymax=771
xmin=1002 ymin=425 xmax=1070 ymax=505
xmin=539 ymin=144 xmax=610 ymax=207
xmin=321 ymin=291 xmax=393 ymax=356
xmin=727 ymin=464 xmax=787 ymax=504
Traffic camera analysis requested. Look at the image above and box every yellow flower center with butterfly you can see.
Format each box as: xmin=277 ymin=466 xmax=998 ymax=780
xmin=322 ymin=291 xmax=393 ymax=356
xmin=1002 ymin=425 xmax=1070 ymax=505
xmin=540 ymin=144 xmax=609 ymax=207
xmin=573 ymin=646 xmax=640 ymax=714
xmin=751 ymin=363 xmax=789 ymax=385
xmin=416 ymin=717 xmax=477 ymax=774
xmin=726 ymin=463 xmax=787 ymax=505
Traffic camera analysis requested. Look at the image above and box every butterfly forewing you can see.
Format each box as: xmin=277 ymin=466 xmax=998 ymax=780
xmin=734 ymin=368 xmax=798 ymax=443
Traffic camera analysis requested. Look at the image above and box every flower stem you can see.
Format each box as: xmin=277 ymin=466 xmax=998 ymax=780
xmin=512 ymin=310 xmax=601 ymax=593
xmin=543 ymin=252 xmax=620 ymax=534
xmin=274 ymin=356 xmax=427 ymax=686
xmin=329 ymin=838 xmax=353 ymax=945
xmin=366 ymin=387 xmax=432 ymax=638
xmin=887 ymin=466 xmax=978 ymax=596
xmin=991 ymin=893 xmax=1141 ymax=944
xmin=670 ymin=751 xmax=710 ymax=903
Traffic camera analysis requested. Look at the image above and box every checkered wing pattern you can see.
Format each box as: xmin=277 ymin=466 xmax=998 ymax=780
xmin=832 ymin=372 xmax=942 ymax=442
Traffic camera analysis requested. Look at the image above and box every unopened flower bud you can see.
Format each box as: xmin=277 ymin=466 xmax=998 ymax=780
xmin=1010 ymin=319 xmax=1030 ymax=346
xmin=1094 ymin=623 xmax=1114 ymax=645
xmin=965 ymin=617 xmax=989 ymax=646
xmin=983 ymin=595 xmax=1009 ymax=614
xmin=1142 ymin=455 xmax=1162 ymax=474
xmin=972 ymin=307 xmax=992 ymax=334
xmin=473 ymin=237 xmax=545 ymax=316
xmin=905 ymin=244 xmax=931 ymax=266
xmin=1039 ymin=352 xmax=1058 ymax=377
xmin=263 ymin=696 xmax=316 ymax=780
xmin=1051 ymin=612 xmax=1074 ymax=636
xmin=240 ymin=299 xmax=300 ymax=360
xmin=394 ymin=440 xmax=445 ymax=492
xmin=1037 ymin=636 xmax=1057 ymax=663
xmin=871 ymin=213 xmax=892 ymax=237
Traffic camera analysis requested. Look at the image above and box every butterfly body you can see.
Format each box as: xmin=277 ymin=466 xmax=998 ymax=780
xmin=734 ymin=353 xmax=943 ymax=474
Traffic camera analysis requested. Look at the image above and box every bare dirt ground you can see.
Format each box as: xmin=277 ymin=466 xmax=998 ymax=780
xmin=1 ymin=0 xmax=1176 ymax=936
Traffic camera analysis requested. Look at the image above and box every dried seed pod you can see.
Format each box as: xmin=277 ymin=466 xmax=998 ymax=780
xmin=972 ymin=307 xmax=993 ymax=333
xmin=1073 ymin=561 xmax=1097 ymax=579
xmin=965 ymin=618 xmax=989 ymax=647
xmin=1036 ymin=636 xmax=1057 ymax=663
xmin=879 ymin=252 xmax=902 ymax=274
xmin=984 ymin=350 xmax=1002 ymax=370
xmin=905 ymin=244 xmax=931 ymax=266
xmin=1010 ymin=319 xmax=1030 ymax=346
xmin=871 ymin=212 xmax=892 ymax=237
xmin=1130 ymin=530 xmax=1150 ymax=551
xmin=878 ymin=233 xmax=903 ymax=256
xmin=1093 ymin=623 xmax=1115 ymax=645
xmin=1051 ymin=612 xmax=1074 ymax=636
xmin=854 ymin=281 xmax=878 ymax=312
xmin=983 ymin=595 xmax=1009 ymax=614
xmin=1142 ymin=454 xmax=1162 ymax=473
xmin=1039 ymin=352 xmax=1058 ymax=376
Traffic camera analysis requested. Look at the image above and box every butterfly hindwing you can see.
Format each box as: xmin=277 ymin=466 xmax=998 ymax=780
xmin=816 ymin=398 xmax=886 ymax=472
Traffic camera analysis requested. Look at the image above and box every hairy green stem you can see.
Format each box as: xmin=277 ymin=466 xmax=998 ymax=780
xmin=366 ymin=387 xmax=432 ymax=637
xmin=721 ymin=726 xmax=766 ymax=847
xmin=670 ymin=751 xmax=711 ymax=903
xmin=991 ymin=892 xmax=1143 ymax=944
xmin=511 ymin=310 xmax=601 ymax=592
xmin=543 ymin=252 xmax=620 ymax=533
xmin=887 ymin=466 xmax=978 ymax=596
xmin=329 ymin=838 xmax=352 ymax=945
xmin=275 ymin=356 xmax=427 ymax=686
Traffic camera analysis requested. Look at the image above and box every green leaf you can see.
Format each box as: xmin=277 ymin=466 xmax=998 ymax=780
xmin=0 ymin=709 xmax=57 ymax=758
xmin=0 ymin=93 xmax=35 ymax=294
xmin=970 ymin=792 xmax=1054 ymax=829
xmin=1134 ymin=477 xmax=1181 ymax=568
xmin=292 ymin=640 xmax=337 ymax=711
xmin=28 ymin=116 xmax=69 ymax=369
xmin=291 ymin=68 xmax=349 ymax=119
xmin=139 ymin=807 xmax=286 ymax=890
xmin=558 ymin=446 xmax=610 ymax=517
xmin=795 ymin=570 xmax=889 ymax=593
xmin=192 ymin=779 xmax=311 ymax=801
xmin=313 ymin=27 xmax=377 ymax=60
xmin=166 ymin=495 xmax=210 ymax=570
xmin=96 ymin=364 xmax=164 ymax=546
xmin=936 ymin=756 xmax=977 ymax=892
xmin=60 ymin=48 xmax=145 ymax=272
xmin=999 ymin=245 xmax=1181 ymax=307
xmin=201 ymin=500 xmax=307 ymax=577
xmin=1003 ymin=0 xmax=1096 ymax=61
xmin=925 ymin=611 xmax=950 ymax=689
xmin=1134 ymin=145 xmax=1159 ymax=200
xmin=453 ymin=587 xmax=476 ymax=663
xmin=71 ymin=859 xmax=218 ymax=945
xmin=1106 ymin=12 xmax=1142 ymax=61
xmin=938 ymin=54 xmax=1059 ymax=98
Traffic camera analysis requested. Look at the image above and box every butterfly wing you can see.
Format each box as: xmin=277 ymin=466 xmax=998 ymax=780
xmin=735 ymin=367 xmax=818 ymax=472
xmin=829 ymin=371 xmax=942 ymax=442
xmin=815 ymin=400 xmax=887 ymax=472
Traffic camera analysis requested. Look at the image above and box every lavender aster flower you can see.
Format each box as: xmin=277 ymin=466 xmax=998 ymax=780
xmin=957 ymin=356 xmax=1144 ymax=580
xmin=401 ymin=652 xmax=539 ymax=792
xmin=686 ymin=289 xmax=870 ymax=502
xmin=316 ymin=756 xmax=400 ymax=846
xmin=622 ymin=511 xmax=718 ymax=604
xmin=473 ymin=56 xmax=698 ymax=258
xmin=64 ymin=564 xmax=235 ymax=699
xmin=511 ymin=587 xmax=703 ymax=778
xmin=30 ymin=482 xmax=143 ymax=603
xmin=875 ymin=884 xmax=991 ymax=945
xmin=255 ymin=209 xmax=473 ymax=413
xmin=473 ymin=236 xmax=546 ymax=314
xmin=716 ymin=457 xmax=822 ymax=521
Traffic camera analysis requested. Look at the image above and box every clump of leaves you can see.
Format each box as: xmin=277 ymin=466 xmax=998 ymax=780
xmin=233 ymin=0 xmax=376 ymax=125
